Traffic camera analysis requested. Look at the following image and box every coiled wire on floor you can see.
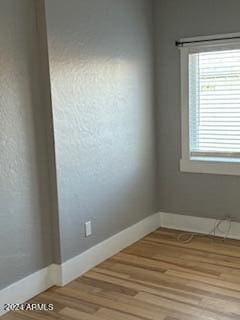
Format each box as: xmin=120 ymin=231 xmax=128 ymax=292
xmin=177 ymin=215 xmax=235 ymax=244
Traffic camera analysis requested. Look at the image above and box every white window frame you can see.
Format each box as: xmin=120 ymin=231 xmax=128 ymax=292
xmin=179 ymin=32 xmax=240 ymax=176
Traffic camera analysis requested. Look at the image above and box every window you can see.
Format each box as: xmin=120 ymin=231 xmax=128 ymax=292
xmin=179 ymin=33 xmax=240 ymax=176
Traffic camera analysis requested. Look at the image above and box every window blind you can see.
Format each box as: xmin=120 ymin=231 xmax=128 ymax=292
xmin=189 ymin=49 xmax=240 ymax=157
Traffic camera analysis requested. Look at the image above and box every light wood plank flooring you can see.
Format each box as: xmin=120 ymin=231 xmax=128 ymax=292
xmin=3 ymin=228 xmax=240 ymax=320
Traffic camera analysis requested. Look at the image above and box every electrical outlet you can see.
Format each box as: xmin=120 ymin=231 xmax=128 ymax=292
xmin=85 ymin=221 xmax=92 ymax=237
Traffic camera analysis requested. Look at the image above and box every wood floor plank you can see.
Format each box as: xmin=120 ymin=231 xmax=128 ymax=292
xmin=59 ymin=307 xmax=102 ymax=320
xmin=51 ymin=286 xmax=167 ymax=320
xmin=95 ymin=308 xmax=141 ymax=320
xmin=135 ymin=291 xmax=239 ymax=320
xmin=113 ymin=252 xmax=221 ymax=277
xmin=82 ymin=270 xmax=203 ymax=305
xmin=165 ymin=269 xmax=240 ymax=292
xmin=3 ymin=228 xmax=240 ymax=320
xmin=145 ymin=234 xmax=240 ymax=258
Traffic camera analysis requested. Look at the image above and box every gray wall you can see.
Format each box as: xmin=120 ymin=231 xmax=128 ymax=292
xmin=155 ymin=0 xmax=240 ymax=219
xmin=0 ymin=0 xmax=53 ymax=289
xmin=5 ymin=0 xmax=239 ymax=290
xmin=44 ymin=0 xmax=157 ymax=262
xmin=0 ymin=0 xmax=156 ymax=289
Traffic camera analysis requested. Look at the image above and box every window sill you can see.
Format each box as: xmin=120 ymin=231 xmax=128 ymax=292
xmin=180 ymin=158 xmax=240 ymax=176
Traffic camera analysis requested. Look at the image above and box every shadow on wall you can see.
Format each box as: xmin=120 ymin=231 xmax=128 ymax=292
xmin=0 ymin=0 xmax=53 ymax=289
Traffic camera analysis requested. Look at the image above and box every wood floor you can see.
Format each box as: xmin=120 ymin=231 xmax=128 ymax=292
xmin=3 ymin=228 xmax=240 ymax=320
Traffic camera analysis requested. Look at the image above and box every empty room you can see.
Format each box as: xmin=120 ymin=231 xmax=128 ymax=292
xmin=1 ymin=0 xmax=240 ymax=319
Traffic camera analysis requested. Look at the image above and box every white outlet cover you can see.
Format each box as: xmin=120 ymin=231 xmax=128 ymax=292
xmin=85 ymin=221 xmax=92 ymax=237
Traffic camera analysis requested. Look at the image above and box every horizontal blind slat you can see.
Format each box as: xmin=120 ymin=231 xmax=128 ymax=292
xmin=189 ymin=49 xmax=240 ymax=154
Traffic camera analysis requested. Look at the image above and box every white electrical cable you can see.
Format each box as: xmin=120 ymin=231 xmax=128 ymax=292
xmin=177 ymin=215 xmax=235 ymax=244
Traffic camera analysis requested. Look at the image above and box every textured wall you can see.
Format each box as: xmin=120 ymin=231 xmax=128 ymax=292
xmin=155 ymin=0 xmax=240 ymax=219
xmin=0 ymin=0 xmax=53 ymax=289
xmin=3 ymin=0 xmax=240 ymax=291
xmin=44 ymin=0 xmax=157 ymax=262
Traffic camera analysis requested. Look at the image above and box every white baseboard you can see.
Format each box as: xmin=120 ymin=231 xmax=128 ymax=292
xmin=160 ymin=212 xmax=240 ymax=240
xmin=58 ymin=212 xmax=161 ymax=285
xmin=3 ymin=211 xmax=239 ymax=316
xmin=0 ymin=212 xmax=161 ymax=315
xmin=0 ymin=264 xmax=56 ymax=316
